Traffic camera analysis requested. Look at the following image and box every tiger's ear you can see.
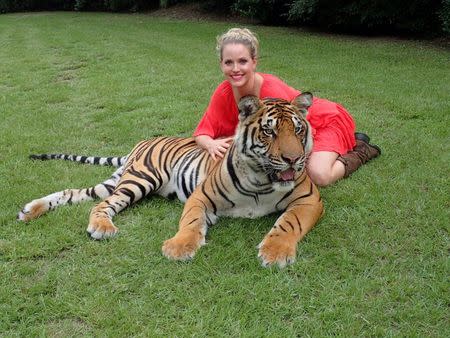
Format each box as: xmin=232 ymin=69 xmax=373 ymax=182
xmin=292 ymin=92 xmax=313 ymax=116
xmin=238 ymin=95 xmax=261 ymax=120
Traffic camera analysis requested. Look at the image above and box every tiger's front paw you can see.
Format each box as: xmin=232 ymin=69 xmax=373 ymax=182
xmin=257 ymin=235 xmax=297 ymax=268
xmin=162 ymin=230 xmax=205 ymax=261
xmin=87 ymin=218 xmax=118 ymax=240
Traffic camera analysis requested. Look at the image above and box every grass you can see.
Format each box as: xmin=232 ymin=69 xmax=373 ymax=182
xmin=0 ymin=11 xmax=449 ymax=337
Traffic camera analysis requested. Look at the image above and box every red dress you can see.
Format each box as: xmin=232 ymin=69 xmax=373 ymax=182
xmin=194 ymin=73 xmax=356 ymax=155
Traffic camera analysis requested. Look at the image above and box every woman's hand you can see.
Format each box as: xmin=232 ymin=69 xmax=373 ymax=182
xmin=195 ymin=135 xmax=234 ymax=161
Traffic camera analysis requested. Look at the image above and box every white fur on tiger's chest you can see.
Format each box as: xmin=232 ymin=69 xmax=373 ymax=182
xmin=219 ymin=204 xmax=276 ymax=218
xmin=217 ymin=185 xmax=294 ymax=219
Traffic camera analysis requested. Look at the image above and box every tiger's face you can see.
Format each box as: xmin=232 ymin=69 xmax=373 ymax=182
xmin=235 ymin=93 xmax=313 ymax=188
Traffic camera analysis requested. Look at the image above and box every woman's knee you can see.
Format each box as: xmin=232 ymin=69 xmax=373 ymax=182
xmin=307 ymin=151 xmax=343 ymax=187
xmin=307 ymin=167 xmax=335 ymax=187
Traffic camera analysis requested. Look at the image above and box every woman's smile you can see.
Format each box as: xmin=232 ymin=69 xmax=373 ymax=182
xmin=231 ymin=74 xmax=244 ymax=81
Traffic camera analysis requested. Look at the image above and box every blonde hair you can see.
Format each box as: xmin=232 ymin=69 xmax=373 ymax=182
xmin=216 ymin=28 xmax=259 ymax=61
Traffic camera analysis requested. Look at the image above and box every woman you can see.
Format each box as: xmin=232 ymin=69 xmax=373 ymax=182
xmin=194 ymin=28 xmax=380 ymax=186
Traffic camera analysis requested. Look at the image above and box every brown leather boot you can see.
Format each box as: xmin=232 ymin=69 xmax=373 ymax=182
xmin=337 ymin=139 xmax=381 ymax=178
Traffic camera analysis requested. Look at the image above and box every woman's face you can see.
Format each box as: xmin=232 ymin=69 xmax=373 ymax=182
xmin=220 ymin=43 xmax=257 ymax=89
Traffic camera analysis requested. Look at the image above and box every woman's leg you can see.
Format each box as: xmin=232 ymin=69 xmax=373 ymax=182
xmin=307 ymin=151 xmax=345 ymax=187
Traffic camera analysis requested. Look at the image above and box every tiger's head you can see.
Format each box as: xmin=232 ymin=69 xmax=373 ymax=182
xmin=235 ymin=93 xmax=313 ymax=189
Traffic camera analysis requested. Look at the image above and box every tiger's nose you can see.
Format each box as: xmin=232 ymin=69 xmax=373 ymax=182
xmin=282 ymin=155 xmax=300 ymax=164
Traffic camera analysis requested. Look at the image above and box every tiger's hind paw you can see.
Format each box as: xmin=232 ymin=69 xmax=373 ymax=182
xmin=87 ymin=218 xmax=118 ymax=240
xmin=257 ymin=236 xmax=297 ymax=268
xmin=17 ymin=200 xmax=48 ymax=222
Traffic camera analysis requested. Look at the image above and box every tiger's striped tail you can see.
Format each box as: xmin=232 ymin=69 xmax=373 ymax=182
xmin=29 ymin=153 xmax=128 ymax=167
xmin=17 ymin=166 xmax=125 ymax=222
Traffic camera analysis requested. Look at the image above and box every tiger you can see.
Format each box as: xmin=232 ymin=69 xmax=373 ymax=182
xmin=18 ymin=93 xmax=323 ymax=267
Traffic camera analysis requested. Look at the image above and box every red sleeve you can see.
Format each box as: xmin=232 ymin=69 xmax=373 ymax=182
xmin=194 ymin=82 xmax=237 ymax=138
xmin=193 ymin=108 xmax=216 ymax=138
xmin=194 ymin=86 xmax=224 ymax=138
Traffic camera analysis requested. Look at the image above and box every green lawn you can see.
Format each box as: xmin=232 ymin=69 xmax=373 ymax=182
xmin=0 ymin=12 xmax=449 ymax=337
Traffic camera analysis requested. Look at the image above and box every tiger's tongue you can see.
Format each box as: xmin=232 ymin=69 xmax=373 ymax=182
xmin=280 ymin=168 xmax=295 ymax=181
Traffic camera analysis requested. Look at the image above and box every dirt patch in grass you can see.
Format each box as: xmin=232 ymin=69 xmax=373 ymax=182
xmin=147 ymin=2 xmax=256 ymax=24
xmin=46 ymin=318 xmax=93 ymax=337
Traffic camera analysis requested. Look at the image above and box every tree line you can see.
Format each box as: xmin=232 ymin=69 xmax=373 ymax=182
xmin=1 ymin=0 xmax=448 ymax=36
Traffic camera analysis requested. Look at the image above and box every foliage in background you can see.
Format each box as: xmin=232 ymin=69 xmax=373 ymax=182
xmin=0 ymin=0 xmax=448 ymax=35
xmin=219 ymin=0 xmax=446 ymax=35
xmin=180 ymin=0 xmax=450 ymax=35
xmin=440 ymin=0 xmax=450 ymax=34
xmin=287 ymin=0 xmax=443 ymax=35
xmin=0 ymin=0 xmax=74 ymax=12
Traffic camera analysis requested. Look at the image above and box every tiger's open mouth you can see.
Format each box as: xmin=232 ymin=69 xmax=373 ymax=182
xmin=269 ymin=168 xmax=296 ymax=182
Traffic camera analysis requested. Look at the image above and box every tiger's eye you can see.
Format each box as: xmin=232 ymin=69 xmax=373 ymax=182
xmin=263 ymin=128 xmax=274 ymax=137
